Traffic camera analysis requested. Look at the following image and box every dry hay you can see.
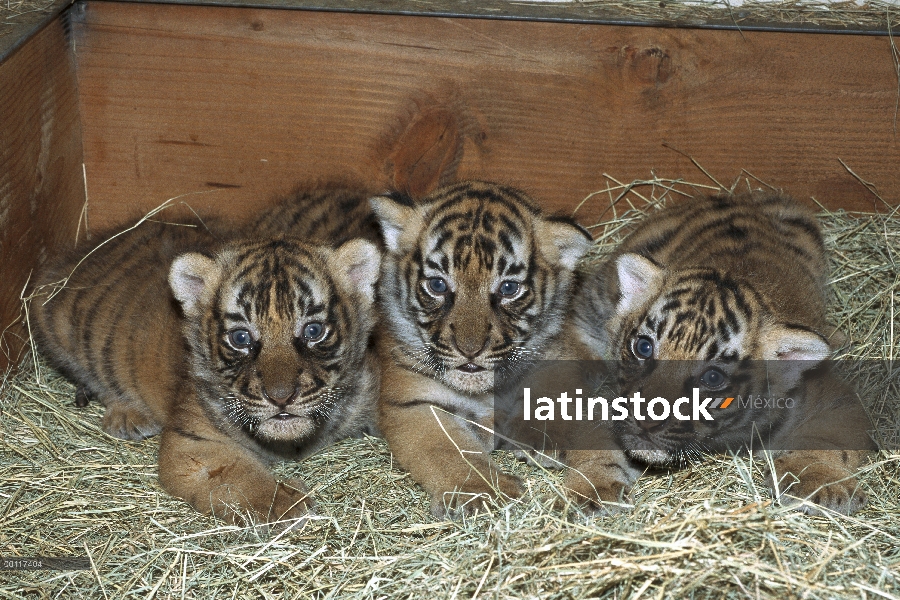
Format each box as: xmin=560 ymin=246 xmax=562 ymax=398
xmin=0 ymin=0 xmax=58 ymax=39
xmin=1 ymin=175 xmax=899 ymax=599
xmin=2 ymin=0 xmax=899 ymax=47
xmin=569 ymin=0 xmax=900 ymax=30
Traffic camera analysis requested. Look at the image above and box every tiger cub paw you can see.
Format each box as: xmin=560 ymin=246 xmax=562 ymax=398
xmin=211 ymin=477 xmax=314 ymax=531
xmin=267 ymin=479 xmax=315 ymax=530
xmin=74 ymin=385 xmax=94 ymax=407
xmin=101 ymin=402 xmax=163 ymax=440
xmin=561 ymin=470 xmax=634 ymax=516
xmin=767 ymin=458 xmax=867 ymax=516
xmin=429 ymin=473 xmax=524 ymax=520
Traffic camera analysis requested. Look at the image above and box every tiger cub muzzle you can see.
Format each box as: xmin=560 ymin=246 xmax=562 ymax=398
xmin=613 ymin=359 xmax=759 ymax=467
xmin=232 ymin=340 xmax=334 ymax=441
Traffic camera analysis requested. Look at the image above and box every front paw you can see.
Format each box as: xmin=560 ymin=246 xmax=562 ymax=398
xmin=768 ymin=458 xmax=867 ymax=516
xmin=561 ymin=468 xmax=634 ymax=515
xmin=210 ymin=477 xmax=314 ymax=529
xmin=269 ymin=478 xmax=314 ymax=526
xmin=102 ymin=402 xmax=162 ymax=440
xmin=429 ymin=472 xmax=523 ymax=519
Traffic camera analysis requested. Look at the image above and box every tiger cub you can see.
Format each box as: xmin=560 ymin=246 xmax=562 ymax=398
xmin=162 ymin=235 xmax=380 ymax=525
xmin=370 ymin=180 xmax=595 ymax=517
xmin=573 ymin=191 xmax=874 ymax=515
xmin=31 ymin=188 xmax=382 ymax=525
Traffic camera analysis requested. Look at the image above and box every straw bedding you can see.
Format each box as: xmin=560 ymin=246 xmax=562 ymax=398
xmin=1 ymin=176 xmax=898 ymax=599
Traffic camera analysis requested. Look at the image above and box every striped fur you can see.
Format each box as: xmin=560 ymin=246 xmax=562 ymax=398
xmin=574 ymin=191 xmax=873 ymax=514
xmin=31 ymin=186 xmax=382 ymax=525
xmin=31 ymin=218 xmax=224 ymax=439
xmin=371 ymin=181 xmax=593 ymax=517
xmin=168 ymin=237 xmax=379 ymax=448
xmin=252 ymin=180 xmax=381 ymax=246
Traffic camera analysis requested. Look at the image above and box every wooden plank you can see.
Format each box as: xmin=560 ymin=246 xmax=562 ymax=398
xmin=0 ymin=15 xmax=85 ymax=372
xmin=71 ymin=0 xmax=898 ymax=236
xmin=92 ymin=0 xmax=900 ymax=35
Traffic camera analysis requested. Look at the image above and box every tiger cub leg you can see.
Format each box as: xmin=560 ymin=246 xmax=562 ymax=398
xmin=158 ymin=402 xmax=311 ymax=527
xmin=382 ymin=402 xmax=523 ymax=518
xmin=562 ymin=450 xmax=641 ymax=514
xmin=766 ymin=449 xmax=868 ymax=516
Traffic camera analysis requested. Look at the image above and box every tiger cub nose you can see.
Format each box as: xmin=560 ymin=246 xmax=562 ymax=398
xmin=453 ymin=334 xmax=489 ymax=359
xmin=450 ymin=323 xmax=491 ymax=359
xmin=637 ymin=418 xmax=666 ymax=433
xmin=262 ymin=383 xmax=298 ymax=407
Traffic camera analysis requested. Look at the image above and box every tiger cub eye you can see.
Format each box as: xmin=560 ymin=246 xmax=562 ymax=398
xmin=302 ymin=322 xmax=325 ymax=341
xmin=427 ymin=277 xmax=448 ymax=294
xmin=498 ymin=281 xmax=520 ymax=297
xmin=228 ymin=328 xmax=253 ymax=349
xmin=699 ymin=367 xmax=728 ymax=390
xmin=632 ymin=336 xmax=654 ymax=359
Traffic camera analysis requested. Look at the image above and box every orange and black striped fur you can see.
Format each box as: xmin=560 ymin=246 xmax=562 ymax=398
xmin=31 ymin=185 xmax=382 ymax=525
xmin=31 ymin=218 xmax=224 ymax=440
xmin=573 ymin=192 xmax=873 ymax=515
xmin=371 ymin=180 xmax=595 ymax=517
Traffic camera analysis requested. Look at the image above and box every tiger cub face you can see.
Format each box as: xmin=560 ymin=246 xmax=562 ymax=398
xmin=611 ymin=255 xmax=833 ymax=465
xmin=607 ymin=197 xmax=830 ymax=465
xmin=371 ymin=181 xmax=591 ymax=395
xmin=169 ymin=237 xmax=380 ymax=442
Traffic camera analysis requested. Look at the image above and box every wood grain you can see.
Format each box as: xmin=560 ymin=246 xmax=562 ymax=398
xmin=0 ymin=16 xmax=84 ymax=372
xmin=2 ymin=3 xmax=896 ymax=370
xmin=69 ymin=1 xmax=899 ymax=233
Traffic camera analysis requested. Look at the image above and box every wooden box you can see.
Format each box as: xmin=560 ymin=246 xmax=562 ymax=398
xmin=1 ymin=0 xmax=897 ymax=371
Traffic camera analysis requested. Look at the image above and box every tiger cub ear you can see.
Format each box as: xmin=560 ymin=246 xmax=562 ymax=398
xmin=759 ymin=324 xmax=831 ymax=390
xmin=327 ymin=239 xmax=382 ymax=303
xmin=534 ymin=218 xmax=593 ymax=271
xmin=615 ymin=253 xmax=664 ymax=315
xmin=759 ymin=324 xmax=831 ymax=362
xmin=169 ymin=253 xmax=222 ymax=317
xmin=369 ymin=193 xmax=425 ymax=253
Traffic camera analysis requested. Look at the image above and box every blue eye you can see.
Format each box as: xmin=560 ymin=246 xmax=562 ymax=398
xmin=303 ymin=322 xmax=325 ymax=341
xmin=228 ymin=329 xmax=253 ymax=349
xmin=632 ymin=336 xmax=654 ymax=359
xmin=498 ymin=281 xmax=521 ymax=297
xmin=700 ymin=367 xmax=728 ymax=390
xmin=427 ymin=277 xmax=448 ymax=294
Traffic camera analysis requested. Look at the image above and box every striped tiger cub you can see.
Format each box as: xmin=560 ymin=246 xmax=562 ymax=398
xmin=573 ymin=191 xmax=874 ymax=515
xmin=31 ymin=186 xmax=382 ymax=525
xmin=370 ymin=180 xmax=595 ymax=517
